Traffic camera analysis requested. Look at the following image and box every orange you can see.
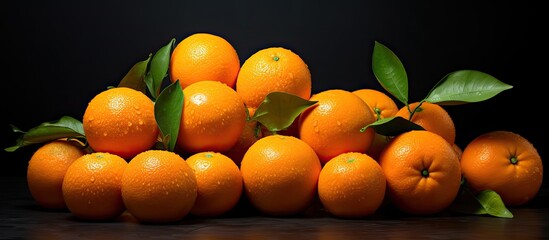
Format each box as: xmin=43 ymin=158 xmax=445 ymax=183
xmin=169 ymin=33 xmax=240 ymax=88
xmin=352 ymin=88 xmax=399 ymax=120
xmin=318 ymin=152 xmax=386 ymax=218
xmin=83 ymin=87 xmax=159 ymax=159
xmin=395 ymin=101 xmax=456 ymax=145
xmin=236 ymin=47 xmax=311 ymax=109
xmin=240 ymin=135 xmax=321 ymax=216
xmin=352 ymin=89 xmax=398 ymax=160
xmin=121 ymin=150 xmax=197 ymax=223
xmin=460 ymin=131 xmax=543 ymax=207
xmin=27 ymin=140 xmax=85 ymax=209
xmin=177 ymin=80 xmax=246 ymax=153
xmin=62 ymin=152 xmax=127 ymax=221
xmin=222 ymin=107 xmax=262 ymax=166
xmin=298 ymin=89 xmax=376 ymax=164
xmin=378 ymin=130 xmax=461 ymax=215
xmin=186 ymin=152 xmax=243 ymax=217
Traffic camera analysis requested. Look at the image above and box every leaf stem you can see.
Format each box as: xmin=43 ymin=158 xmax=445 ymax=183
xmin=408 ymin=100 xmax=426 ymax=121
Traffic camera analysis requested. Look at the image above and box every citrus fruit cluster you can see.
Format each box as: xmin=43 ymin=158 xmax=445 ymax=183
xmin=14 ymin=32 xmax=543 ymax=223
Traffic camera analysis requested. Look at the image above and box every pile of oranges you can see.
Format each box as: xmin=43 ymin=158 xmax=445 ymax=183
xmin=21 ymin=32 xmax=543 ymax=223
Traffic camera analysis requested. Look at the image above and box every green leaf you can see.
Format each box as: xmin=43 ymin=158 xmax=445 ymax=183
xmin=360 ymin=116 xmax=424 ymax=136
xmin=118 ymin=54 xmax=152 ymax=94
xmin=372 ymin=41 xmax=409 ymax=105
xmin=253 ymin=92 xmax=317 ymax=133
xmin=450 ymin=182 xmax=513 ymax=218
xmin=5 ymin=116 xmax=86 ymax=152
xmin=425 ymin=70 xmax=513 ymax=105
xmin=476 ymin=190 xmax=514 ymax=218
xmin=146 ymin=38 xmax=176 ymax=99
xmin=154 ymin=80 xmax=184 ymax=151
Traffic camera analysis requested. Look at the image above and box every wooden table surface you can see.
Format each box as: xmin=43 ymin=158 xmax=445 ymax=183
xmin=1 ymin=175 xmax=548 ymax=239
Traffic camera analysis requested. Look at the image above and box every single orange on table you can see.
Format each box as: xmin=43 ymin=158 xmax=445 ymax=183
xmin=186 ymin=151 xmax=243 ymax=217
xmin=240 ymin=135 xmax=321 ymax=216
xmin=27 ymin=140 xmax=85 ymax=209
xmin=460 ymin=130 xmax=543 ymax=207
xmin=395 ymin=101 xmax=456 ymax=145
xmin=378 ymin=130 xmax=461 ymax=215
xmin=82 ymin=87 xmax=159 ymax=159
xmin=169 ymin=33 xmax=240 ymax=89
xmin=299 ymin=89 xmax=376 ymax=164
xmin=318 ymin=152 xmax=386 ymax=218
xmin=62 ymin=152 xmax=127 ymax=221
xmin=177 ymin=80 xmax=247 ymax=154
xmin=121 ymin=150 xmax=197 ymax=223
xmin=236 ymin=47 xmax=311 ymax=109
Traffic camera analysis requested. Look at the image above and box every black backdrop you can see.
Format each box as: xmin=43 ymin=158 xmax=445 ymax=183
xmin=1 ymin=1 xmax=543 ymax=180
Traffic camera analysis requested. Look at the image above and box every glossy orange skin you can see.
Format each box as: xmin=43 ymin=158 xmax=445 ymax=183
xmin=318 ymin=152 xmax=386 ymax=218
xmin=379 ymin=130 xmax=461 ymax=215
xmin=460 ymin=131 xmax=543 ymax=206
xmin=395 ymin=102 xmax=456 ymax=145
xmin=170 ymin=33 xmax=240 ymax=89
xmin=240 ymin=135 xmax=321 ymax=216
xmin=62 ymin=152 xmax=127 ymax=221
xmin=352 ymin=88 xmax=399 ymax=120
xmin=236 ymin=47 xmax=311 ymax=109
xmin=121 ymin=150 xmax=197 ymax=223
xmin=27 ymin=140 xmax=85 ymax=209
xmin=83 ymin=87 xmax=159 ymax=159
xmin=187 ymin=152 xmax=243 ymax=217
xmin=177 ymin=81 xmax=246 ymax=154
xmin=299 ymin=89 xmax=376 ymax=164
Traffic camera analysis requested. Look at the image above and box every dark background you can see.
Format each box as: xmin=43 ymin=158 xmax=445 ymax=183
xmin=1 ymin=1 xmax=543 ymax=180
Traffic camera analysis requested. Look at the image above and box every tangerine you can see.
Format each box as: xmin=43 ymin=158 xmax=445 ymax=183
xmin=169 ymin=33 xmax=240 ymax=88
xmin=240 ymin=135 xmax=321 ymax=216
